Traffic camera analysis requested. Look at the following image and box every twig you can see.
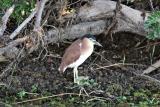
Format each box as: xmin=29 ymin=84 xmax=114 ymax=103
xmin=142 ymin=60 xmax=160 ymax=74
xmin=93 ymin=51 xmax=112 ymax=64
xmin=140 ymin=74 xmax=160 ymax=84
xmin=10 ymin=9 xmax=37 ymax=39
xmin=67 ymin=0 xmax=81 ymax=6
xmin=0 ymin=62 xmax=13 ymax=79
xmin=86 ymin=97 xmax=106 ymax=103
xmin=104 ymin=0 xmax=121 ymax=36
xmin=95 ymin=63 xmax=145 ymax=70
xmin=41 ymin=0 xmax=53 ymax=26
xmin=135 ymin=41 xmax=160 ymax=50
xmin=13 ymin=93 xmax=111 ymax=105
xmin=132 ymin=71 xmax=160 ymax=85
xmin=8 ymin=36 xmax=28 ymax=47
xmin=0 ymin=46 xmax=25 ymax=79
xmin=0 ymin=5 xmax=15 ymax=37
xmin=79 ymin=87 xmax=89 ymax=97
xmin=149 ymin=0 xmax=154 ymax=11
xmin=41 ymin=9 xmax=51 ymax=26
xmin=34 ymin=0 xmax=48 ymax=32
xmin=28 ymin=0 xmax=49 ymax=54
xmin=0 ymin=36 xmax=28 ymax=63
xmin=0 ymin=36 xmax=28 ymax=52
xmin=8 ymin=47 xmax=25 ymax=86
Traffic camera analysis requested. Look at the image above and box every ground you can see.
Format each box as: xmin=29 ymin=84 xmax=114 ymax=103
xmin=0 ymin=33 xmax=160 ymax=106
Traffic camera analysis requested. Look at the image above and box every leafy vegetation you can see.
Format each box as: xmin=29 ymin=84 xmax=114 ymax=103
xmin=0 ymin=0 xmax=160 ymax=106
xmin=117 ymin=89 xmax=160 ymax=106
xmin=144 ymin=11 xmax=160 ymax=40
xmin=0 ymin=0 xmax=35 ymax=24
xmin=0 ymin=83 xmax=159 ymax=106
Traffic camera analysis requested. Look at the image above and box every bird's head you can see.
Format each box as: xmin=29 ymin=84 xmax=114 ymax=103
xmin=82 ymin=34 xmax=102 ymax=47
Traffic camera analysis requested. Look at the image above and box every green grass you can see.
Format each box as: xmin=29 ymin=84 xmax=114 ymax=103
xmin=0 ymin=84 xmax=160 ymax=106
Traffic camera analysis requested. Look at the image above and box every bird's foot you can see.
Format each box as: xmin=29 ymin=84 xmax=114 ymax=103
xmin=78 ymin=76 xmax=89 ymax=80
xmin=74 ymin=76 xmax=89 ymax=85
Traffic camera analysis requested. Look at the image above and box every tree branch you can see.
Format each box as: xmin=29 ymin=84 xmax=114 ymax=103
xmin=142 ymin=60 xmax=160 ymax=74
xmin=34 ymin=0 xmax=48 ymax=32
xmin=0 ymin=36 xmax=28 ymax=60
xmin=10 ymin=9 xmax=37 ymax=39
xmin=0 ymin=0 xmax=151 ymax=60
xmin=0 ymin=5 xmax=15 ymax=37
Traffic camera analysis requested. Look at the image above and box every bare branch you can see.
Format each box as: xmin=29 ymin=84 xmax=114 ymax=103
xmin=142 ymin=60 xmax=160 ymax=74
xmin=44 ymin=20 xmax=106 ymax=44
xmin=149 ymin=0 xmax=154 ymax=11
xmin=0 ymin=36 xmax=28 ymax=53
xmin=0 ymin=0 xmax=151 ymax=61
xmin=0 ymin=5 xmax=15 ymax=37
xmin=8 ymin=36 xmax=28 ymax=47
xmin=34 ymin=0 xmax=48 ymax=31
xmin=0 ymin=36 xmax=28 ymax=60
xmin=130 ymin=70 xmax=160 ymax=85
xmin=104 ymin=0 xmax=121 ymax=36
xmin=10 ymin=9 xmax=37 ymax=39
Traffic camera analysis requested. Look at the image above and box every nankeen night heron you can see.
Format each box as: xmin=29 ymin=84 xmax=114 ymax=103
xmin=58 ymin=34 xmax=102 ymax=84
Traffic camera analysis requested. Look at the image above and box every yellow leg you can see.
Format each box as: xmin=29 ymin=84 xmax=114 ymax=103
xmin=73 ymin=67 xmax=79 ymax=84
xmin=75 ymin=67 xmax=78 ymax=79
xmin=73 ymin=67 xmax=76 ymax=83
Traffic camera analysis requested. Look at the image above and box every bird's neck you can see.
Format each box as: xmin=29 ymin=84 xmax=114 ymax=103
xmin=81 ymin=38 xmax=94 ymax=55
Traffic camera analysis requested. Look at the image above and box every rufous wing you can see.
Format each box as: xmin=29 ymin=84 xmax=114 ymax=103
xmin=59 ymin=39 xmax=81 ymax=72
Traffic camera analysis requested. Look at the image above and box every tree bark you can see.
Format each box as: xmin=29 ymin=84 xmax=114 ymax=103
xmin=0 ymin=0 xmax=149 ymax=60
xmin=45 ymin=0 xmax=148 ymax=44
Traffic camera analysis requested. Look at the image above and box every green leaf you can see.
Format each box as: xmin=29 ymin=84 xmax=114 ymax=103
xmin=144 ymin=11 xmax=160 ymax=40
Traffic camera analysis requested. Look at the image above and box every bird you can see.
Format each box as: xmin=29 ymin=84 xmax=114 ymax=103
xmin=58 ymin=34 xmax=102 ymax=84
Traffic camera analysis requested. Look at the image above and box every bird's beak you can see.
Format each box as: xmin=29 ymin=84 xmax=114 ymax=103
xmin=95 ymin=41 xmax=102 ymax=47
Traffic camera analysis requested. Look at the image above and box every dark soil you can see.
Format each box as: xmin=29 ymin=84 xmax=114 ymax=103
xmin=0 ymin=33 xmax=160 ymax=106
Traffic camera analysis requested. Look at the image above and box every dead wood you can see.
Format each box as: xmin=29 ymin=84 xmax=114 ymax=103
xmin=0 ymin=0 xmax=149 ymax=60
xmin=142 ymin=60 xmax=160 ymax=74
xmin=46 ymin=0 xmax=148 ymax=43
xmin=0 ymin=5 xmax=15 ymax=37
xmin=0 ymin=36 xmax=28 ymax=62
xmin=34 ymin=0 xmax=49 ymax=32
xmin=0 ymin=0 xmax=49 ymax=62
xmin=10 ymin=9 xmax=37 ymax=39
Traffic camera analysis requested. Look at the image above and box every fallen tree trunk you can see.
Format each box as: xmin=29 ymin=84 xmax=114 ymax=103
xmin=0 ymin=0 xmax=149 ymax=60
xmin=45 ymin=0 xmax=148 ymax=44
